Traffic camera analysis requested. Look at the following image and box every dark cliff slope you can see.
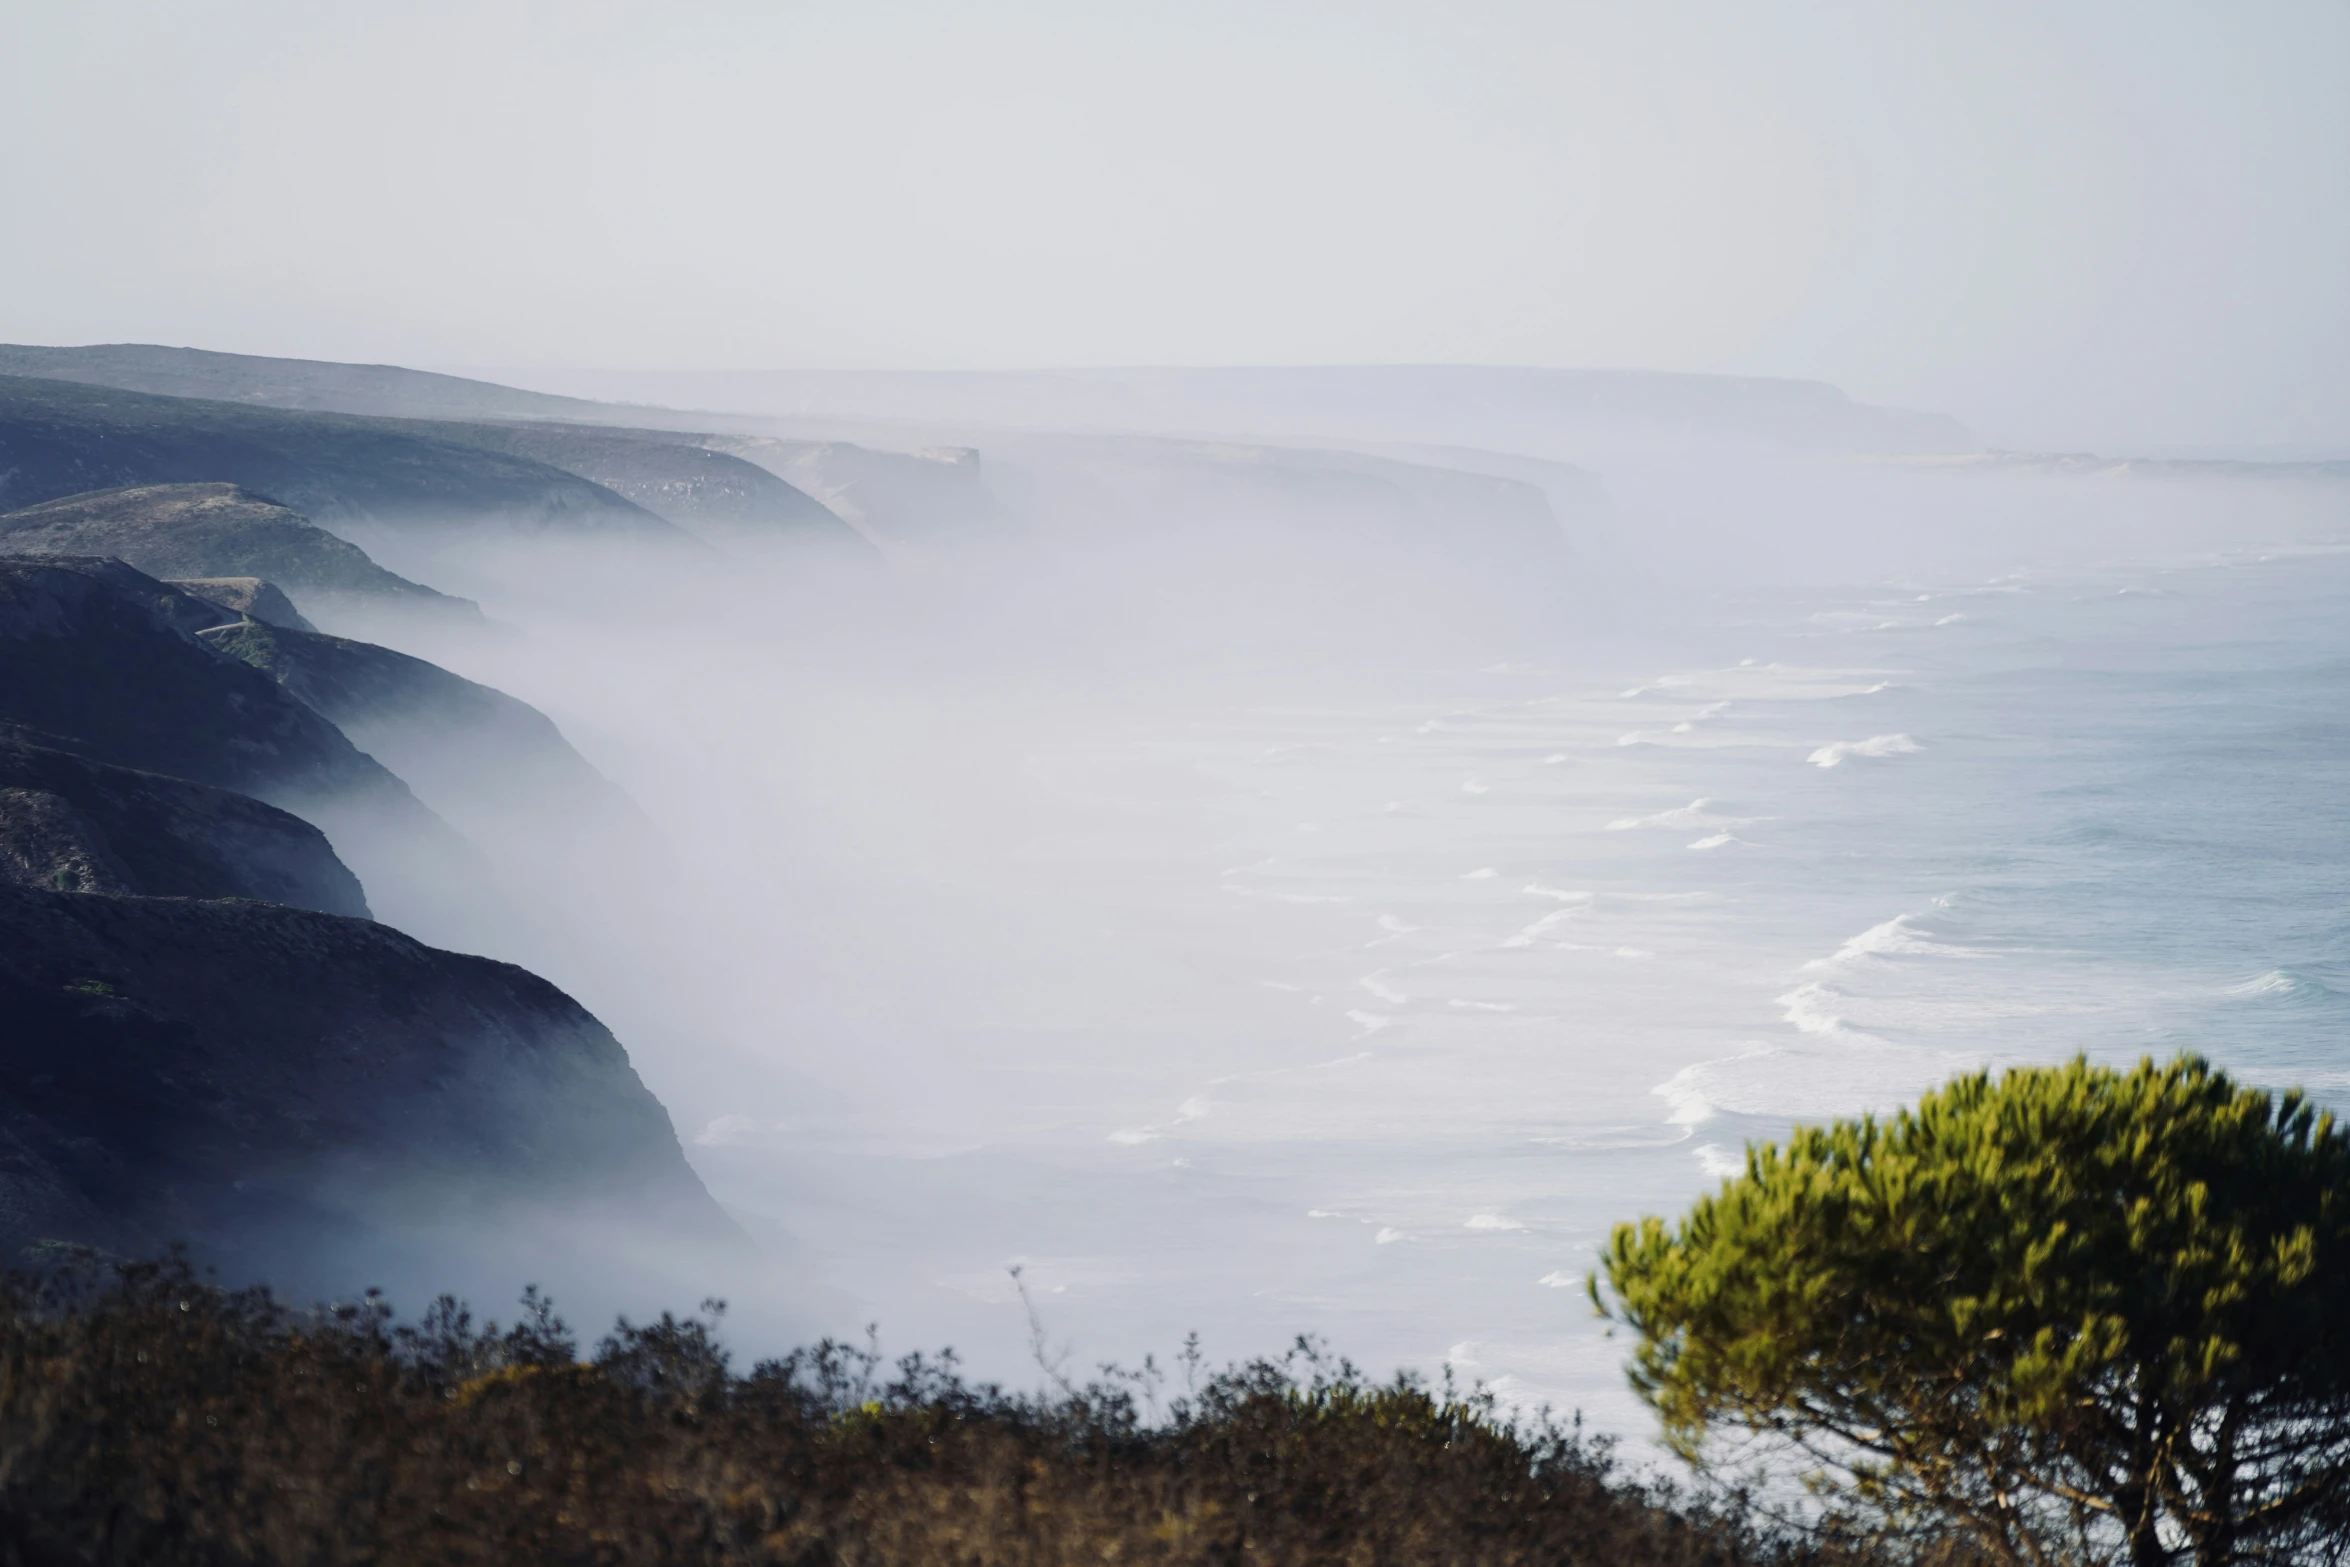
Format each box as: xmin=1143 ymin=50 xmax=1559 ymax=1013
xmin=0 ymin=881 xmax=734 ymax=1284
xmin=0 ymin=559 xmax=413 ymax=802
xmin=0 ymin=558 xmax=505 ymax=951
xmin=200 ymin=617 xmax=626 ymax=822
xmin=0 ymin=731 xmax=368 ymax=917
xmin=0 ymin=483 xmax=474 ymax=613
xmin=0 ymin=376 xmax=683 ymax=540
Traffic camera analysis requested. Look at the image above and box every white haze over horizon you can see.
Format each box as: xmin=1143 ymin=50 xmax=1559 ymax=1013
xmin=4 ymin=0 xmax=2350 ymax=452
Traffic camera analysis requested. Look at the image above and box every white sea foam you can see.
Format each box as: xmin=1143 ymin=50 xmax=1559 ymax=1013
xmin=1807 ymin=912 xmax=1970 ymax=969
xmin=1465 ymin=1214 xmax=1524 ymax=1231
xmin=1686 ymin=832 xmax=1736 ymax=849
xmin=1652 ymin=1046 xmax=1780 ymax=1125
xmin=1108 ymin=1094 xmax=1213 ymax=1145
xmin=1606 ymin=797 xmax=1756 ymax=831
xmin=1223 ymin=880 xmax=1356 ymax=905
xmin=1653 ymin=1066 xmax=1713 ymax=1126
xmin=1461 ymin=867 xmax=1498 ymax=879
xmin=2227 ymin=970 xmax=2300 ymax=998
xmin=1807 ymin=733 xmax=1922 ymax=768
xmin=1693 ymin=1144 xmax=1744 ymax=1179
xmin=2223 ymin=969 xmax=2344 ymax=1007
xmin=1501 ymin=909 xmax=1581 ymax=948
xmin=1777 ymin=981 xmax=1854 ymax=1035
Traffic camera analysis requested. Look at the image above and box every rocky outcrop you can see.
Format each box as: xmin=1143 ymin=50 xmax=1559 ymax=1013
xmin=0 ymin=483 xmax=475 ymax=618
xmin=0 ymin=730 xmax=367 ymax=916
xmin=164 ymin=575 xmax=315 ymax=630
xmin=0 ymin=881 xmax=735 ymax=1287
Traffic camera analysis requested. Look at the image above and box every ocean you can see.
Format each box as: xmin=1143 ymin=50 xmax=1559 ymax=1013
xmin=451 ymin=528 xmax=2350 ymax=1441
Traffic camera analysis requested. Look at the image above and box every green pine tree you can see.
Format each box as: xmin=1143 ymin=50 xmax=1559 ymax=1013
xmin=1596 ymin=1055 xmax=2350 ymax=1567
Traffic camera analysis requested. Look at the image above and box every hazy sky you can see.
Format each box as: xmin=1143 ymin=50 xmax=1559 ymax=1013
xmin=4 ymin=0 xmax=2345 ymax=448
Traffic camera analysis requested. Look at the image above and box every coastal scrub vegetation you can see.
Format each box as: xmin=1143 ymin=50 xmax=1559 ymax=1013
xmin=0 ymin=1253 xmax=1842 ymax=1567
xmin=1597 ymin=1055 xmax=2350 ymax=1567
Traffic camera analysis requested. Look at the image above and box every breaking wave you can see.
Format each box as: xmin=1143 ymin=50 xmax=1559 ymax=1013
xmin=1807 ymin=733 xmax=1922 ymax=768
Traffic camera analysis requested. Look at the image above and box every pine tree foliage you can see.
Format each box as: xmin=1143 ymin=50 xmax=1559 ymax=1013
xmin=1596 ymin=1055 xmax=2350 ymax=1567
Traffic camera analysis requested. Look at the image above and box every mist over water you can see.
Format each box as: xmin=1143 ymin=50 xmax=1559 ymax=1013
xmin=306 ymin=430 xmax=2349 ymax=1441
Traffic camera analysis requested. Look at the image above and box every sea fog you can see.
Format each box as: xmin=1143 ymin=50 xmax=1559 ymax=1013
xmin=317 ymin=409 xmax=2349 ymax=1438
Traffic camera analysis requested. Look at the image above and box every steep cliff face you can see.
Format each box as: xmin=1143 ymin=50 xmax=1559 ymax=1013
xmin=0 ymin=377 xmax=684 ymax=542
xmin=0 ymin=559 xmax=506 ymax=953
xmin=690 ymin=434 xmax=1001 ymax=558
xmin=393 ymin=422 xmax=870 ymax=557
xmin=0 ymin=882 xmax=735 ymax=1287
xmin=0 ymin=732 xmax=368 ymax=916
xmin=0 ymin=483 xmax=475 ymax=618
xmin=0 ymin=559 xmax=410 ymax=802
xmin=0 ymin=545 xmax=733 ymax=1290
xmin=199 ymin=617 xmax=626 ymax=824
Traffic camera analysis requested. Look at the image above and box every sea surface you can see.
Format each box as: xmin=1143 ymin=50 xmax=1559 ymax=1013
xmin=466 ymin=534 xmax=2350 ymax=1438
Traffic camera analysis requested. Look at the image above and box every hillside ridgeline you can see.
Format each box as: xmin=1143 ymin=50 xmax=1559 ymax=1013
xmin=200 ymin=615 xmax=632 ymax=830
xmin=0 ymin=482 xmax=479 ymax=621
xmin=385 ymin=420 xmax=872 ymax=556
xmin=0 ymin=377 xmax=681 ymax=543
xmin=0 ymin=342 xmax=623 ymax=423
xmin=0 ymin=556 xmax=516 ymax=953
xmin=0 ymin=729 xmax=368 ymax=916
